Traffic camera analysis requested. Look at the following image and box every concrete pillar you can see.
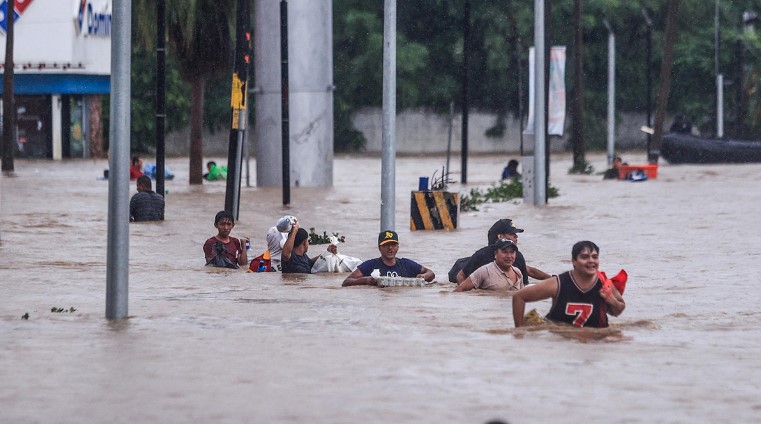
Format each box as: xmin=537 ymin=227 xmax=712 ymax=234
xmin=254 ymin=0 xmax=333 ymax=187
xmin=51 ymin=95 xmax=62 ymax=160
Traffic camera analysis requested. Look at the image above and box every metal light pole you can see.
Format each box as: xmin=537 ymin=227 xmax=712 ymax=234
xmin=106 ymin=0 xmax=131 ymax=320
xmin=380 ymin=0 xmax=396 ymax=231
xmin=604 ymin=19 xmax=616 ymax=168
xmin=715 ymin=0 xmax=724 ymax=138
xmin=533 ymin=0 xmax=547 ymax=205
xmin=642 ymin=7 xmax=653 ymax=158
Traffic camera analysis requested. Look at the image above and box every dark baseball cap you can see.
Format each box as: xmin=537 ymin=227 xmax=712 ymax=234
xmin=492 ymin=238 xmax=519 ymax=252
xmin=487 ymin=219 xmax=524 ymax=244
xmin=378 ymin=230 xmax=399 ymax=246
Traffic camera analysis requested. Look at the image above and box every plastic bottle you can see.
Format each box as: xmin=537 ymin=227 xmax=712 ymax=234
xmin=246 ymin=240 xmax=252 ymax=258
xmin=257 ymin=260 xmax=266 ymax=273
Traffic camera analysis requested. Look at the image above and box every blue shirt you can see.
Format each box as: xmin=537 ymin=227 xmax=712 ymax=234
xmin=356 ymin=258 xmax=424 ymax=278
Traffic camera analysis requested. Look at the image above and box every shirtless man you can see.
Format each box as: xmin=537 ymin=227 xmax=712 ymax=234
xmin=513 ymin=241 xmax=625 ymax=328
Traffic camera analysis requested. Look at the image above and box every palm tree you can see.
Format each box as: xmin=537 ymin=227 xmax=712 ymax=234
xmin=133 ymin=0 xmax=235 ymax=184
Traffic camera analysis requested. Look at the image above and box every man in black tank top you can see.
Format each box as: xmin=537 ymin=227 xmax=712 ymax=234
xmin=512 ymin=241 xmax=626 ymax=328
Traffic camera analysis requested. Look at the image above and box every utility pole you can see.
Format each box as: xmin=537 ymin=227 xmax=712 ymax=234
xmin=106 ymin=0 xmax=132 ymax=320
xmin=460 ymin=0 xmax=470 ymax=184
xmin=604 ymin=19 xmax=616 ymax=168
xmin=380 ymin=0 xmax=396 ymax=231
xmin=642 ymin=7 xmax=653 ymax=159
xmin=715 ymin=0 xmax=724 ymax=138
xmin=280 ymin=0 xmax=290 ymax=206
xmin=2 ymin=0 xmax=16 ymax=175
xmin=225 ymin=0 xmax=252 ymax=217
xmin=155 ymin=0 xmax=166 ymax=210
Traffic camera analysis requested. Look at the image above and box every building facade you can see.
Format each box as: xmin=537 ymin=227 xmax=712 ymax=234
xmin=1 ymin=0 xmax=111 ymax=159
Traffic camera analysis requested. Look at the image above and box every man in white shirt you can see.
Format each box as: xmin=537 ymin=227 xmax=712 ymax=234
xmin=266 ymin=215 xmax=296 ymax=272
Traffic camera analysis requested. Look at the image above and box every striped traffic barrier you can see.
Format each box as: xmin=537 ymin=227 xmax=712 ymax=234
xmin=410 ymin=190 xmax=459 ymax=231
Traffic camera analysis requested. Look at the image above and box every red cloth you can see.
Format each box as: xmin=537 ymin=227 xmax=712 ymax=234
xmin=597 ymin=269 xmax=628 ymax=295
xmin=130 ymin=165 xmax=143 ymax=180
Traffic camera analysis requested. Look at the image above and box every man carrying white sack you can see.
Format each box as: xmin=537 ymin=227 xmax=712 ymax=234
xmin=266 ymin=215 xmax=297 ymax=272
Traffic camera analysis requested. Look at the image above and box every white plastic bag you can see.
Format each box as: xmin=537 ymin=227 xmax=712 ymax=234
xmin=310 ymin=247 xmax=362 ymax=273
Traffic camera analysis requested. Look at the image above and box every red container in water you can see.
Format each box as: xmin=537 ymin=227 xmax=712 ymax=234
xmin=618 ymin=164 xmax=658 ymax=180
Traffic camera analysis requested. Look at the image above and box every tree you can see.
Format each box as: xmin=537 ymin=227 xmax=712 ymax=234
xmin=133 ymin=0 xmax=235 ymax=184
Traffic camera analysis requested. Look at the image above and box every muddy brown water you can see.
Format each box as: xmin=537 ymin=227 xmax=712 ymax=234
xmin=2 ymin=153 xmax=760 ymax=423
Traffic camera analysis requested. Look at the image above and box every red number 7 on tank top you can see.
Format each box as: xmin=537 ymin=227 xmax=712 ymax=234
xmin=565 ymin=303 xmax=593 ymax=327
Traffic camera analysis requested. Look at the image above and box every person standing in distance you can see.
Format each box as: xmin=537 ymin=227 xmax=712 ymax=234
xmin=129 ymin=175 xmax=164 ymax=222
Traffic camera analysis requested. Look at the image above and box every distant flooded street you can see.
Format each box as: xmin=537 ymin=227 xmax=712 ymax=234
xmin=2 ymin=152 xmax=760 ymax=423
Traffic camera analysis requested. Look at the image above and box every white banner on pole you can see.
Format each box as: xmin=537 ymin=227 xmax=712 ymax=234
xmin=525 ymin=46 xmax=566 ymax=136
xmin=526 ymin=47 xmax=536 ymax=135
xmin=548 ymin=46 xmax=566 ymax=136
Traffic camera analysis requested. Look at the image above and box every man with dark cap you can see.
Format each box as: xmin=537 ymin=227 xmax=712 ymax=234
xmin=342 ymin=230 xmax=435 ymax=286
xmin=281 ymin=221 xmax=337 ymax=273
xmin=455 ymin=239 xmax=524 ymax=292
xmin=452 ymin=219 xmax=550 ymax=286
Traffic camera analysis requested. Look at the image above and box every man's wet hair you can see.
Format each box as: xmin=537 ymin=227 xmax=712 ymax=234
xmin=572 ymin=240 xmax=599 ymax=259
xmin=137 ymin=175 xmax=152 ymax=190
xmin=214 ymin=210 xmax=234 ymax=226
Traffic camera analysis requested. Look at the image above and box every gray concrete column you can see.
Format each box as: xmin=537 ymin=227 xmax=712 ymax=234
xmin=254 ymin=0 xmax=334 ymax=187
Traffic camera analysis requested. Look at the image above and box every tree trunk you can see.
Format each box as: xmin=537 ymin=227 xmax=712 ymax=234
xmin=189 ymin=75 xmax=205 ymax=184
xmin=571 ymin=0 xmax=585 ymax=170
xmin=2 ymin=0 xmax=16 ymax=174
xmin=651 ymin=0 xmax=680 ymax=163
xmin=88 ymin=95 xmax=104 ymax=159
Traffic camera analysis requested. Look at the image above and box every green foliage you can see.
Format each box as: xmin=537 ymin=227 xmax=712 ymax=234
xmin=569 ymin=160 xmax=595 ymax=175
xmin=123 ymin=0 xmax=761 ymax=153
xmin=126 ymin=47 xmax=191 ymax=153
xmin=460 ymin=179 xmax=560 ymax=212
xmin=308 ymin=228 xmax=346 ymax=245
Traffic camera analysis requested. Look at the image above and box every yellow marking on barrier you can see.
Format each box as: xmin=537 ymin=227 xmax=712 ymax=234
xmin=433 ymin=191 xmax=454 ymax=229
xmin=414 ymin=192 xmax=434 ymax=230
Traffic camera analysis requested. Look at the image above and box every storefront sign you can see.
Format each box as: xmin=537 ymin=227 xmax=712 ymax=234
xmin=74 ymin=0 xmax=111 ymax=38
xmin=0 ymin=0 xmax=35 ymax=33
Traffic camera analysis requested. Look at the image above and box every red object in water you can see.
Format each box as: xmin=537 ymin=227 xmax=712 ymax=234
xmin=597 ymin=269 xmax=628 ymax=295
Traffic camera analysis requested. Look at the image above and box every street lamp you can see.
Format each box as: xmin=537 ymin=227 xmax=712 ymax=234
xmin=642 ymin=7 xmax=653 ymax=159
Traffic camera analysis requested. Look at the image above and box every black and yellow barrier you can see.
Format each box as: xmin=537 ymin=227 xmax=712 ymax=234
xmin=410 ymin=191 xmax=459 ymax=231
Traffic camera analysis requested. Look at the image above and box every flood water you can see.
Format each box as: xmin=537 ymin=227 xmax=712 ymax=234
xmin=2 ymin=152 xmax=760 ymax=423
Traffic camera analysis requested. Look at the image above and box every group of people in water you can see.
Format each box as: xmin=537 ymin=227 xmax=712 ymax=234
xmin=203 ymin=212 xmax=626 ymax=329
